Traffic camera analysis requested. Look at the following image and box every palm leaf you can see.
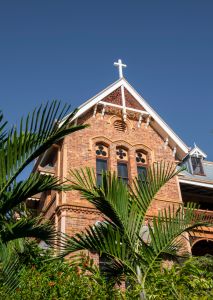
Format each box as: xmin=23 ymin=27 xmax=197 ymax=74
xmin=69 ymin=168 xmax=130 ymax=230
xmin=0 ymin=101 xmax=87 ymax=195
xmin=0 ymin=112 xmax=7 ymax=146
xmin=0 ymin=241 xmax=21 ymax=293
xmin=66 ymin=163 xmax=213 ymax=293
xmin=131 ymin=161 xmax=184 ymax=221
xmin=61 ymin=221 xmax=137 ymax=277
xmin=1 ymin=217 xmax=56 ymax=245
xmin=69 ymin=163 xmax=184 ymax=251
xmin=138 ymin=202 xmax=211 ymax=285
xmin=0 ymin=173 xmax=69 ymax=215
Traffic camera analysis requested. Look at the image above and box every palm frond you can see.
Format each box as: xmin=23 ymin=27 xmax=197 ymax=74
xmin=1 ymin=217 xmax=56 ymax=245
xmin=69 ymin=163 xmax=184 ymax=251
xmin=69 ymin=168 xmax=130 ymax=230
xmin=0 ymin=241 xmax=21 ymax=293
xmin=0 ymin=101 xmax=87 ymax=195
xmin=131 ymin=161 xmax=184 ymax=221
xmin=66 ymin=164 xmax=213 ymax=291
xmin=138 ymin=202 xmax=211 ymax=283
xmin=0 ymin=112 xmax=7 ymax=146
xmin=0 ymin=173 xmax=68 ymax=215
xmin=61 ymin=221 xmax=137 ymax=278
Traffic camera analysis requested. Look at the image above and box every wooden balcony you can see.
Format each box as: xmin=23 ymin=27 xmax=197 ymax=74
xmin=184 ymin=208 xmax=213 ymax=236
xmin=192 ymin=208 xmax=213 ymax=224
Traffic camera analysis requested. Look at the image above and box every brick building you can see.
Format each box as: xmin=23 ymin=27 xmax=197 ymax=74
xmin=33 ymin=60 xmax=213 ymax=256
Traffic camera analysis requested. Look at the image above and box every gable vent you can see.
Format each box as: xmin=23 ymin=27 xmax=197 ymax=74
xmin=114 ymin=120 xmax=127 ymax=132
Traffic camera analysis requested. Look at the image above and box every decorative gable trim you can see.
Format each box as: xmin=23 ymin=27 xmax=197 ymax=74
xmin=62 ymin=77 xmax=189 ymax=157
xmin=121 ymin=79 xmax=189 ymax=156
xmin=189 ymin=145 xmax=207 ymax=159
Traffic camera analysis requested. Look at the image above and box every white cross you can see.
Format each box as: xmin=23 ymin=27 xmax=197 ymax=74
xmin=114 ymin=59 xmax=127 ymax=78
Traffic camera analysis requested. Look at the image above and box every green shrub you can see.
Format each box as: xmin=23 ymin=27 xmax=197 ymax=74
xmin=0 ymin=255 xmax=124 ymax=300
xmin=144 ymin=255 xmax=213 ymax=299
xmin=1 ymin=251 xmax=212 ymax=299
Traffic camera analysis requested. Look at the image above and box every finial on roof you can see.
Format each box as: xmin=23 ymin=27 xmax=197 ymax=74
xmin=114 ymin=59 xmax=127 ymax=79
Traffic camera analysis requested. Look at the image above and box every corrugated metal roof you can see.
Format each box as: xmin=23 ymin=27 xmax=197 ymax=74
xmin=179 ymin=160 xmax=213 ymax=183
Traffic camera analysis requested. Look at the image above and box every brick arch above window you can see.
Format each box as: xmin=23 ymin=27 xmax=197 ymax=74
xmin=96 ymin=143 xmax=109 ymax=158
xmin=136 ymin=150 xmax=148 ymax=165
xmin=132 ymin=143 xmax=154 ymax=162
xmin=116 ymin=146 xmax=129 ymax=161
xmin=113 ymin=140 xmax=133 ymax=150
xmin=90 ymin=136 xmax=112 ymax=151
xmin=91 ymin=138 xmax=154 ymax=161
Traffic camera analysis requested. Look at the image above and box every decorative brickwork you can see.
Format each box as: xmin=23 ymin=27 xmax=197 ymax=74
xmin=102 ymin=88 xmax=122 ymax=106
xmin=124 ymin=88 xmax=144 ymax=110
xmin=58 ymin=108 xmax=182 ymax=232
xmin=36 ymin=84 xmax=188 ymax=263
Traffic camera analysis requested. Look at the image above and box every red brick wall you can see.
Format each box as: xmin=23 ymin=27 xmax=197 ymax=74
xmin=55 ymin=107 xmax=183 ymax=236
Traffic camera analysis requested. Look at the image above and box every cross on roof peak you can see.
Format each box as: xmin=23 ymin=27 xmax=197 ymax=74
xmin=114 ymin=59 xmax=127 ymax=79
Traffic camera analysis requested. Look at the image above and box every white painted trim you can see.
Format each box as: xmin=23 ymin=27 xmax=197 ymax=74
xmin=99 ymin=101 xmax=149 ymax=115
xmin=73 ymin=79 xmax=123 ymax=120
xmin=179 ymin=178 xmax=213 ymax=189
xmin=122 ymin=79 xmax=189 ymax=154
xmin=189 ymin=146 xmax=207 ymax=158
xmin=61 ymin=77 xmax=189 ymax=155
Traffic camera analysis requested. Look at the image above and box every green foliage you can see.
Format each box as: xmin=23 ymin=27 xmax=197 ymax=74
xmin=0 ymin=253 xmax=124 ymax=300
xmin=0 ymin=241 xmax=212 ymax=299
xmin=0 ymin=102 xmax=87 ymax=291
xmin=64 ymin=165 xmax=212 ymax=298
xmin=124 ymin=255 xmax=213 ymax=299
xmin=146 ymin=255 xmax=213 ymax=299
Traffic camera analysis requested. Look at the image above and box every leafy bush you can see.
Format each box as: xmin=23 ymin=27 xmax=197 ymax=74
xmin=144 ymin=255 xmax=213 ymax=299
xmin=0 ymin=251 xmax=124 ymax=300
xmin=1 ymin=244 xmax=212 ymax=300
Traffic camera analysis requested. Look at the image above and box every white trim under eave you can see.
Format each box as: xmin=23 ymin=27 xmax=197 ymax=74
xmin=61 ymin=77 xmax=189 ymax=155
xmin=74 ymin=79 xmax=123 ymax=119
xmin=122 ymin=79 xmax=189 ymax=154
xmin=179 ymin=178 xmax=213 ymax=189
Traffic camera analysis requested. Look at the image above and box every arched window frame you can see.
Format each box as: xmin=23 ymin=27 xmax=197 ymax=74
xmin=116 ymin=146 xmax=129 ymax=184
xmin=95 ymin=143 xmax=109 ymax=186
xmin=136 ymin=150 xmax=148 ymax=182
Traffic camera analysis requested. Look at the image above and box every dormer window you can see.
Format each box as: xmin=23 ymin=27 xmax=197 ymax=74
xmin=187 ymin=145 xmax=207 ymax=176
xmin=191 ymin=156 xmax=204 ymax=176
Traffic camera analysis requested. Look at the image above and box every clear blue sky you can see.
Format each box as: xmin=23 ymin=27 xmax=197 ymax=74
xmin=0 ymin=1 xmax=213 ymax=161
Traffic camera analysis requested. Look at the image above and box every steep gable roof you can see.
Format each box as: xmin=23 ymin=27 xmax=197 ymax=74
xmin=64 ymin=78 xmax=189 ymax=158
xmin=188 ymin=145 xmax=207 ymax=159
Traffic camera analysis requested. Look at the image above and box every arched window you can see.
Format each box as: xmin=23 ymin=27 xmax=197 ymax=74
xmin=96 ymin=143 xmax=108 ymax=186
xmin=192 ymin=240 xmax=213 ymax=256
xmin=116 ymin=147 xmax=129 ymax=184
xmin=136 ymin=150 xmax=148 ymax=181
